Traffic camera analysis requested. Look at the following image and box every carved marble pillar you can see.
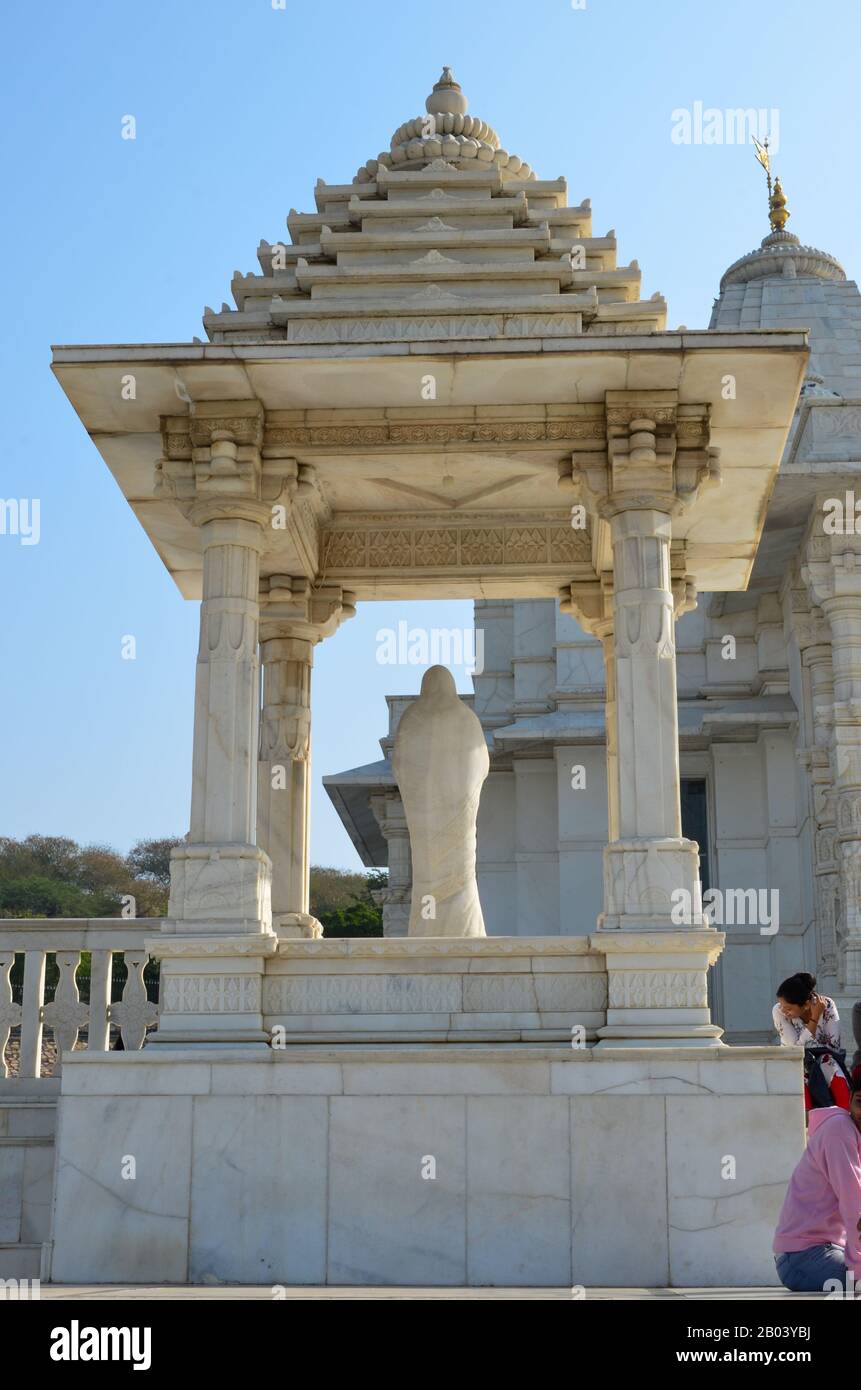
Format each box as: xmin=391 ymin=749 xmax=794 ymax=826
xmin=168 ymin=502 xmax=272 ymax=931
xmin=610 ymin=508 xmax=683 ymax=841
xmin=370 ymin=792 xmax=412 ymax=937
xmin=793 ymin=590 xmax=840 ymax=979
xmin=147 ymin=405 xmax=282 ymax=1047
xmin=803 ymin=503 xmax=861 ymax=990
xmin=560 ymin=394 xmax=725 ymax=1046
xmin=257 ymin=577 xmax=356 ymax=939
xmin=259 ymin=631 xmax=314 ymax=935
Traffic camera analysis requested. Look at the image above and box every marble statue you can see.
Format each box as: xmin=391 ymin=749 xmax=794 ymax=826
xmin=392 ymin=665 xmax=490 ymax=937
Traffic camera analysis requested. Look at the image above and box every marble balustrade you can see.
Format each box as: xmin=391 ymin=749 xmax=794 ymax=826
xmin=0 ymin=920 xmax=160 ymax=1081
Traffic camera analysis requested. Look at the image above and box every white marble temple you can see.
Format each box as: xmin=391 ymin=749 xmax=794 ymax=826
xmin=39 ymin=67 xmax=861 ymax=1298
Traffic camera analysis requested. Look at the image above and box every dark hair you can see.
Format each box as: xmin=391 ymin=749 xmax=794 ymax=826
xmin=776 ymin=972 xmax=817 ymax=1006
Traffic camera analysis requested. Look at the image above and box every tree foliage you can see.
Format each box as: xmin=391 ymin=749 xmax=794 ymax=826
xmin=0 ymin=836 xmax=386 ymax=934
xmin=309 ymin=865 xmax=385 ymax=937
xmin=0 ymin=834 xmax=180 ymax=918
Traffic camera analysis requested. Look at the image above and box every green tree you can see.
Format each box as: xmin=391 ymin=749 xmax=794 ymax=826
xmin=310 ymin=865 xmax=385 ymax=937
xmin=0 ymin=834 xmax=174 ymax=918
xmin=126 ymin=837 xmax=183 ymax=889
xmin=0 ymin=834 xmax=386 ymax=932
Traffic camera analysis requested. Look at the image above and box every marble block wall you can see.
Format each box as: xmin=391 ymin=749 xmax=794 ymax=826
xmin=48 ymin=1048 xmax=803 ymax=1288
xmin=0 ymin=1092 xmax=56 ymax=1278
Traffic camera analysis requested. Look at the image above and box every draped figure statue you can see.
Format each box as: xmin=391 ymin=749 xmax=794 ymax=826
xmin=392 ymin=665 xmax=490 ymax=938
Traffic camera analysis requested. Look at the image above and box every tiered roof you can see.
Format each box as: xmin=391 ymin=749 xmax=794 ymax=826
xmin=203 ymin=68 xmax=665 ymax=347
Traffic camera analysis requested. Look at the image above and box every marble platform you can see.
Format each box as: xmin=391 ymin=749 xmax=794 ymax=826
xmin=263 ymin=936 xmax=606 ymax=1042
xmin=47 ymin=1045 xmax=804 ymax=1288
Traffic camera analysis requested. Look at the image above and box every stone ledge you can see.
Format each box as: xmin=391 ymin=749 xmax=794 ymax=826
xmin=53 ymin=1047 xmax=804 ymax=1104
xmin=26 ymin=1285 xmax=833 ymax=1300
xmin=274 ymin=935 xmax=595 ymax=958
xmin=56 ymin=1043 xmax=801 ymax=1066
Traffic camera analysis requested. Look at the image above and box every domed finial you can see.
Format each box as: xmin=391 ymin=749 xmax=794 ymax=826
xmin=752 ymin=135 xmax=791 ymax=236
xmin=768 ymin=175 xmax=790 ymax=234
xmin=426 ymin=66 xmax=468 ymax=117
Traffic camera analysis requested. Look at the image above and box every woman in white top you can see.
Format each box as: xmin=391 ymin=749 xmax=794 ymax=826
xmin=773 ymin=972 xmax=849 ymax=1113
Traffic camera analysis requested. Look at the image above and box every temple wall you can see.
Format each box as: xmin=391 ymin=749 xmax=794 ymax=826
xmin=47 ymin=1048 xmax=804 ymax=1289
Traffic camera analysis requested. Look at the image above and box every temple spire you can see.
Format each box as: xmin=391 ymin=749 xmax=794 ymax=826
xmin=752 ymin=135 xmax=791 ymax=235
xmin=769 ymin=176 xmax=790 ymax=234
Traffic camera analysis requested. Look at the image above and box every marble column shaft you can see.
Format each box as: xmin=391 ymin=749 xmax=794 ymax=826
xmin=804 ymin=515 xmax=861 ymax=989
xmin=609 ymin=507 xmax=682 ymax=841
xmin=258 ymin=634 xmax=314 ymax=921
xmin=190 ymin=515 xmax=265 ymax=846
xmin=798 ymin=625 xmax=839 ymax=979
xmin=821 ymin=594 xmax=861 ymax=982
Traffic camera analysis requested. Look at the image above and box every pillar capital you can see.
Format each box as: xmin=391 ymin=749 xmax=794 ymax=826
xmin=558 ymin=391 xmax=721 ymax=522
xmin=259 ymin=575 xmax=357 ymax=644
xmin=155 ymin=404 xmax=321 ymax=549
xmin=157 ymin=403 xmax=265 ymax=506
xmin=558 ymin=573 xmax=613 ymax=638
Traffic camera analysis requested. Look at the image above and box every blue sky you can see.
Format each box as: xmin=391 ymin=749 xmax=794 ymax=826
xmin=1 ymin=0 xmax=858 ymax=869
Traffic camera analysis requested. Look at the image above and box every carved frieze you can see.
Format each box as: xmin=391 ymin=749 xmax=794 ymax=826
xmin=162 ymin=975 xmax=262 ymax=1014
xmin=320 ymin=519 xmax=590 ymax=572
xmin=282 ymin=312 xmax=584 ymax=344
xmin=608 ymin=970 xmax=707 ymax=1010
xmin=262 ymin=417 xmax=606 ymax=450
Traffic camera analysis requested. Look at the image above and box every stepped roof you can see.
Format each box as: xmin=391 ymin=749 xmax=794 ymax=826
xmin=204 ymin=68 xmax=665 ymax=348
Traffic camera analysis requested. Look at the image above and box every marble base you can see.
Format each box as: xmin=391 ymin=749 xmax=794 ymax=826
xmin=601 ymin=838 xmax=704 ymax=931
xmin=145 ymin=933 xmax=277 ymax=1048
xmin=46 ymin=1046 xmax=804 ymax=1288
xmin=166 ymin=843 xmax=272 ymax=933
xmin=264 ymin=937 xmax=607 ymax=1043
xmin=595 ymin=930 xmax=726 ymax=1048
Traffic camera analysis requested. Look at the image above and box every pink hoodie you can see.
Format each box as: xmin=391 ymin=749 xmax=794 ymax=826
xmin=774 ymin=1106 xmax=861 ymax=1277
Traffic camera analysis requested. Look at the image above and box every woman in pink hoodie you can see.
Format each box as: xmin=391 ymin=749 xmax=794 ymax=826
xmin=773 ymin=1081 xmax=861 ymax=1292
